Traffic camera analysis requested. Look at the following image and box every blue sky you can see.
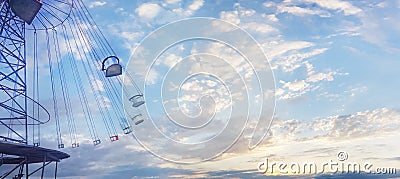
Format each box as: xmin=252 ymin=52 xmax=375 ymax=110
xmin=84 ymin=0 xmax=400 ymax=121
xmin=3 ymin=0 xmax=400 ymax=178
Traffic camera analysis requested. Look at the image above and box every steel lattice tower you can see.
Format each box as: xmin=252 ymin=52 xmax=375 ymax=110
xmin=0 ymin=0 xmax=142 ymax=177
xmin=0 ymin=1 xmax=69 ymax=179
xmin=0 ymin=0 xmax=28 ymax=144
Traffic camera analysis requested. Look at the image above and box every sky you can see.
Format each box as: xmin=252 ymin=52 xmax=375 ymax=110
xmin=2 ymin=0 xmax=400 ymax=178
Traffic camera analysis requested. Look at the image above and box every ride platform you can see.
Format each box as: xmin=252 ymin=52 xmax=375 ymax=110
xmin=0 ymin=141 xmax=69 ymax=164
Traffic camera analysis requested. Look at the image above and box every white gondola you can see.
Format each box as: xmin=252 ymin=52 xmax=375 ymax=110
xmin=123 ymin=126 xmax=132 ymax=134
xmin=132 ymin=114 xmax=144 ymax=125
xmin=119 ymin=118 xmax=132 ymax=134
xmin=58 ymin=143 xmax=64 ymax=149
xmin=129 ymin=94 xmax=145 ymax=108
xmin=10 ymin=0 xmax=42 ymax=24
xmin=93 ymin=139 xmax=101 ymax=146
xmin=110 ymin=135 xmax=119 ymax=141
xmin=125 ymin=71 xmax=146 ymax=108
xmin=102 ymin=56 xmax=122 ymax=77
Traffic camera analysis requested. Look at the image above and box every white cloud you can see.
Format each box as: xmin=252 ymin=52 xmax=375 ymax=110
xmin=262 ymin=14 xmax=279 ymax=22
xmin=97 ymin=96 xmax=111 ymax=109
xmin=135 ymin=3 xmax=162 ymax=20
xmin=270 ymin=108 xmax=400 ymax=150
xmin=281 ymin=80 xmax=309 ymax=92
xmin=165 ymin=0 xmax=181 ymax=5
xmin=89 ymin=1 xmax=107 ymax=8
xmin=307 ymin=71 xmax=336 ymax=82
xmin=305 ymin=0 xmax=362 ymax=15
xmin=145 ymin=69 xmax=159 ymax=85
xmin=263 ymin=40 xmax=315 ymax=59
xmin=220 ymin=11 xmax=240 ymax=25
xmin=241 ymin=22 xmax=277 ymax=34
xmin=277 ymin=80 xmax=311 ymax=100
xmin=134 ymin=0 xmax=204 ymax=25
xmin=188 ymin=0 xmax=204 ymax=12
xmin=162 ymin=53 xmax=183 ymax=68
xmin=314 ymin=108 xmax=400 ymax=139
xmin=376 ymin=1 xmax=387 ymax=8
xmin=119 ymin=31 xmax=143 ymax=42
xmin=277 ymin=4 xmax=329 ymax=17
xmin=37 ymin=105 xmax=400 ymax=178
xmin=162 ymin=107 xmax=400 ymax=174
xmin=272 ymin=47 xmax=328 ymax=73
xmin=178 ymin=78 xmax=231 ymax=113
xmin=347 ymin=85 xmax=367 ymax=97
xmin=270 ymin=46 xmax=340 ymax=100
xmin=263 ymin=1 xmax=275 ymax=8
xmin=357 ymin=0 xmax=400 ymax=51
xmin=305 ymin=62 xmax=337 ymax=83
xmin=267 ymin=0 xmax=360 ymax=17
xmin=91 ymin=79 xmax=105 ymax=92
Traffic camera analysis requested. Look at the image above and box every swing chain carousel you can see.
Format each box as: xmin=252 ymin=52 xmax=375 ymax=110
xmin=0 ymin=0 xmax=145 ymax=178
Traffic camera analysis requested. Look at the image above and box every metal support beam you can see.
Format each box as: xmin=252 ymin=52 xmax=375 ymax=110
xmin=0 ymin=0 xmax=28 ymax=145
xmin=25 ymin=157 xmax=28 ymax=179
xmin=28 ymin=162 xmax=51 ymax=177
xmin=40 ymin=155 xmax=46 ymax=178
xmin=54 ymin=162 xmax=58 ymax=179
xmin=0 ymin=159 xmax=25 ymax=179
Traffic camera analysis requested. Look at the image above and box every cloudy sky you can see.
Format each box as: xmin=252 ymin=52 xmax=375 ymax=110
xmin=3 ymin=0 xmax=400 ymax=178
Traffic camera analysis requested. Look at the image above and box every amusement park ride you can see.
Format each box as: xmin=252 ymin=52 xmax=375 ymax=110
xmin=0 ymin=0 xmax=144 ymax=178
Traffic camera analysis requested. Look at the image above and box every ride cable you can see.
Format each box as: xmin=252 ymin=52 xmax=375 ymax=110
xmin=70 ymin=10 xmax=118 ymax=141
xmin=46 ymin=30 xmax=64 ymax=148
